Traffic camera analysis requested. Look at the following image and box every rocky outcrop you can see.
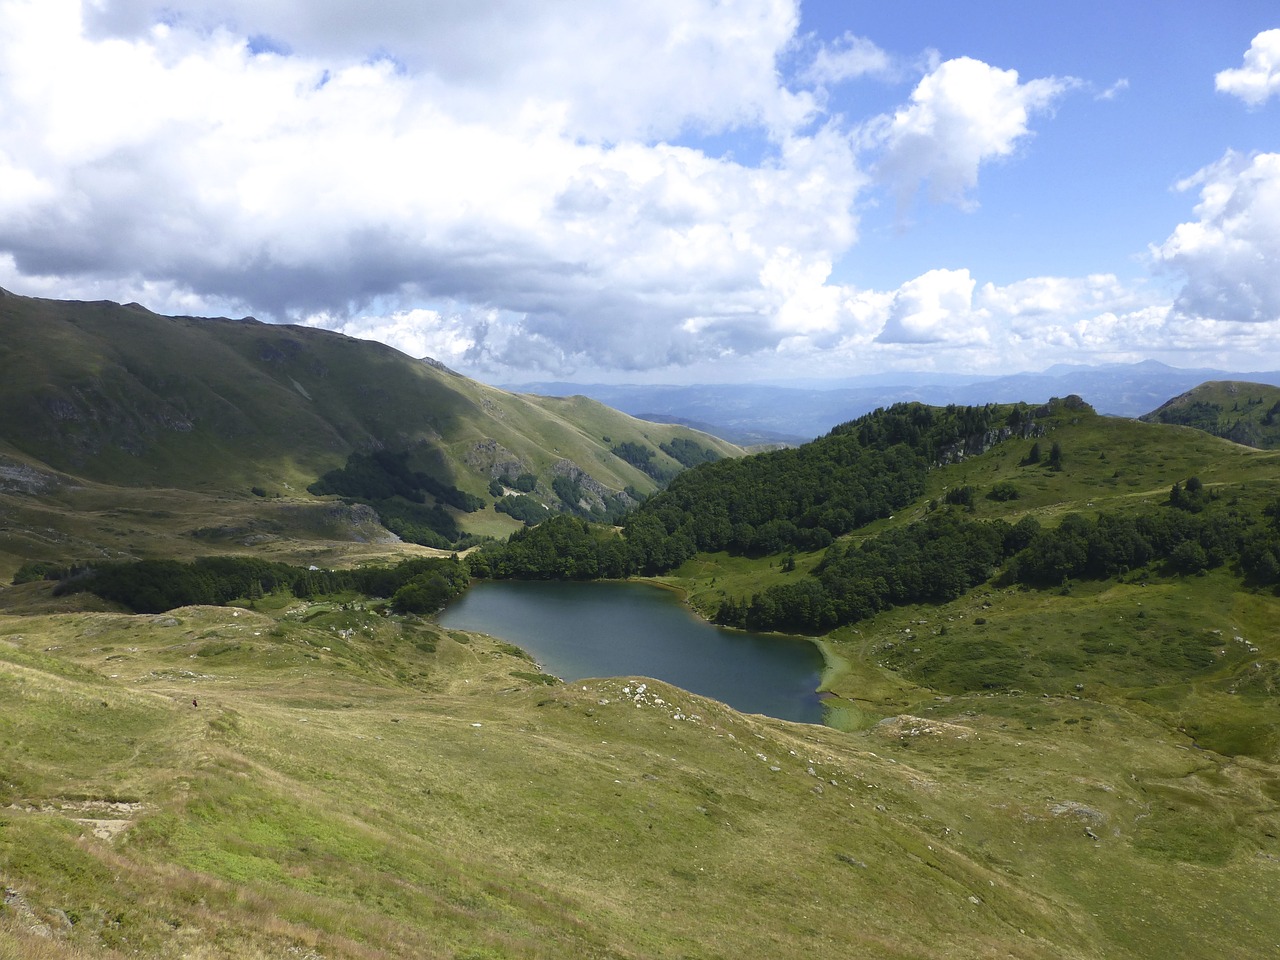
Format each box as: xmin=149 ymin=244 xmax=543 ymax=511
xmin=552 ymin=459 xmax=639 ymax=512
xmin=466 ymin=439 xmax=529 ymax=480
xmin=936 ymin=421 xmax=1044 ymax=466
xmin=934 ymin=397 xmax=1091 ymax=466
xmin=0 ymin=456 xmax=67 ymax=495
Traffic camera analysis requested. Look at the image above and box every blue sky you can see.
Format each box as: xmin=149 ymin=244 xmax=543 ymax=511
xmin=1 ymin=1 xmax=1278 ymax=384
xmin=793 ymin=1 xmax=1278 ymax=290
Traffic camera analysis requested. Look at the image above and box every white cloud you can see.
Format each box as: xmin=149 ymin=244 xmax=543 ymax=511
xmin=82 ymin=0 xmax=815 ymax=141
xmin=8 ymin=2 xmax=1231 ymax=380
xmin=0 ymin=0 xmax=867 ymax=376
xmin=1215 ymin=29 xmax=1280 ymax=107
xmin=866 ymin=57 xmax=1076 ymax=208
xmin=802 ymin=32 xmax=898 ymax=86
xmin=1095 ymin=78 xmax=1129 ymax=101
xmin=875 ymin=268 xmax=981 ymax=344
xmin=978 ymin=274 xmax=1137 ymax=320
xmin=1153 ymin=151 xmax=1280 ymax=324
xmin=307 ymin=307 xmax=486 ymax=365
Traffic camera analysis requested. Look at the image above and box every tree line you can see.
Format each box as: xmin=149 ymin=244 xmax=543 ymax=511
xmin=47 ymin=554 xmax=470 ymax=615
xmin=715 ymin=489 xmax=1280 ymax=633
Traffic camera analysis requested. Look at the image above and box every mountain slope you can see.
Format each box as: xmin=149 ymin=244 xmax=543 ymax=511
xmin=0 ymin=292 xmax=741 ymax=574
xmin=1141 ymin=380 xmax=1280 ymax=448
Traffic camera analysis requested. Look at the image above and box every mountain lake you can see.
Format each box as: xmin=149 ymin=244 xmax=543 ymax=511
xmin=438 ymin=579 xmax=827 ymax=724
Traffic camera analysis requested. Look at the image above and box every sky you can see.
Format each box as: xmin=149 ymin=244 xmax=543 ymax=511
xmin=1 ymin=1 xmax=1279 ymax=385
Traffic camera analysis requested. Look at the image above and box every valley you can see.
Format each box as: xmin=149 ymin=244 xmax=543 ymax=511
xmin=2 ymin=296 xmax=1279 ymax=959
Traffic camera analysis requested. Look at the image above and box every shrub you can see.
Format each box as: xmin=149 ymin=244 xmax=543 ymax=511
xmin=988 ymin=481 xmax=1020 ymax=501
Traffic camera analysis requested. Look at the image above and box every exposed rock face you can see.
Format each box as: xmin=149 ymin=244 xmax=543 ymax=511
xmin=0 ymin=456 xmax=65 ymax=494
xmin=936 ymin=421 xmax=1044 ymax=466
xmin=466 ymin=439 xmax=528 ymax=480
xmin=551 ymin=459 xmax=639 ymax=512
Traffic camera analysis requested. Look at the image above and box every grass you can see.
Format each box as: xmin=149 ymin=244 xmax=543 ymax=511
xmin=2 ymin=572 xmax=1278 ymax=958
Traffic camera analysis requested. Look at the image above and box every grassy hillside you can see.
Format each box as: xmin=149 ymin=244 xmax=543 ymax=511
xmin=2 ymin=582 xmax=1278 ymax=959
xmin=1141 ymin=380 xmax=1280 ymax=448
xmin=0 ymin=293 xmax=740 ymax=577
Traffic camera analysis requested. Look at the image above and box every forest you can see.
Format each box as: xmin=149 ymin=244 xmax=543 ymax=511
xmin=39 ymin=554 xmax=470 ymax=615
xmin=716 ymin=491 xmax=1280 ymax=632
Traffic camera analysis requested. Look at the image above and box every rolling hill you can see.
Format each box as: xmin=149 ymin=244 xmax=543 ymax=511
xmin=1141 ymin=380 xmax=1280 ymax=448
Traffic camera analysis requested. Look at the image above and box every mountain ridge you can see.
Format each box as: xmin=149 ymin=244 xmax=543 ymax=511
xmin=0 ymin=292 xmax=741 ymax=575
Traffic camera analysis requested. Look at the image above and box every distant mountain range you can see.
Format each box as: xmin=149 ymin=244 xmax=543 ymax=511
xmin=509 ymin=361 xmax=1280 ymax=442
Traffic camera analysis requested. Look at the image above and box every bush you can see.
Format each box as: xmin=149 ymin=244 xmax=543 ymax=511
xmin=988 ymin=481 xmax=1020 ymax=501
xmin=12 ymin=560 xmax=66 ymax=585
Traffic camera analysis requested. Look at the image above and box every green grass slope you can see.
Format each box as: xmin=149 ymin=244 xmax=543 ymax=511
xmin=2 ymin=589 xmax=1277 ymax=959
xmin=1141 ymin=380 xmax=1280 ymax=448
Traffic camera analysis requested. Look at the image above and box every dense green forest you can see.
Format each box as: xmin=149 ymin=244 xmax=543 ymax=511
xmin=40 ymin=554 xmax=470 ymax=615
xmin=717 ymin=490 xmax=1280 ymax=632
xmin=494 ymin=493 xmax=552 ymax=525
xmin=619 ymin=400 xmax=1046 ymax=562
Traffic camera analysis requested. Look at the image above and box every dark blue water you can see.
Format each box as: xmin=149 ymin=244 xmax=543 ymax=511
xmin=438 ymin=580 xmax=827 ymax=724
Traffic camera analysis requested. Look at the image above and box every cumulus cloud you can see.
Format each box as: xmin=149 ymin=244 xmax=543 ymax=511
xmin=1215 ymin=29 xmax=1280 ymax=107
xmin=0 ymin=0 xmax=867 ymax=374
xmin=977 ymin=276 xmax=1169 ymax=364
xmin=81 ymin=0 xmax=814 ymax=141
xmin=978 ymin=274 xmax=1138 ymax=321
xmin=1 ymin=1 xmax=1193 ymax=379
xmin=875 ymin=268 xmax=981 ymax=344
xmin=866 ymin=57 xmax=1077 ymax=208
xmin=1153 ymin=151 xmax=1280 ymax=324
